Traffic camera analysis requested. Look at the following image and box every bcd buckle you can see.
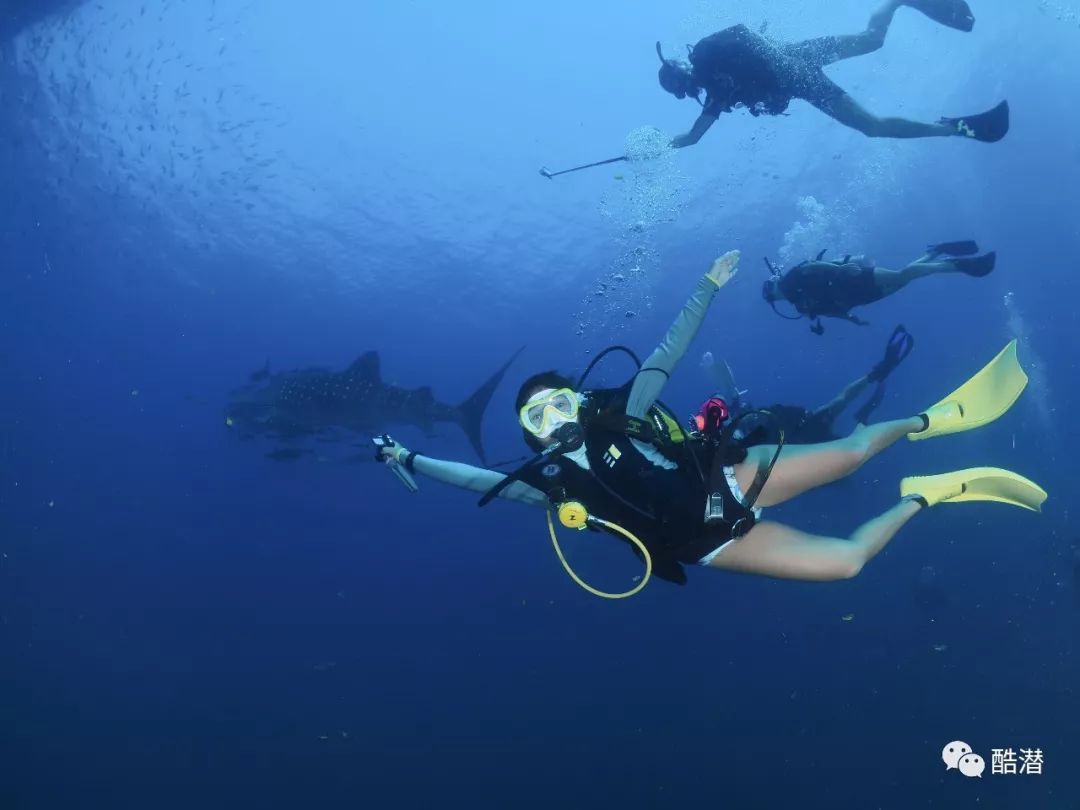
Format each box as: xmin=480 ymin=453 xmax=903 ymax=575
xmin=704 ymin=491 xmax=725 ymax=524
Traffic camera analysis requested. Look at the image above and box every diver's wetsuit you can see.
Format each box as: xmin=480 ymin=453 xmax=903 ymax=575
xmin=778 ymin=260 xmax=884 ymax=323
xmin=691 ymin=25 xmax=857 ymax=119
xmin=408 ymin=275 xmax=759 ymax=584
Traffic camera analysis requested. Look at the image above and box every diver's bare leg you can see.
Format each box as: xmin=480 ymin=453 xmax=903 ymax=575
xmin=790 ymin=1 xmax=903 ymax=64
xmin=735 ymin=416 xmax=924 ymax=507
xmin=706 ymin=501 xmax=921 ymax=581
xmin=872 ymin=260 xmax=967 ymax=295
xmin=820 ymin=93 xmax=954 ymax=139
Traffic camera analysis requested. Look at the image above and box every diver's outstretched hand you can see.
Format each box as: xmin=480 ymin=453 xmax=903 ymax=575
xmin=374 ymin=434 xmax=408 ymax=462
xmin=372 ymin=434 xmax=419 ymax=492
xmin=706 ymin=250 xmax=740 ymax=288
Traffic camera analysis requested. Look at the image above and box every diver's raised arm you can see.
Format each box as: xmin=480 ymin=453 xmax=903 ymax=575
xmin=377 ymin=440 xmax=547 ymax=507
xmin=626 ymin=250 xmax=740 ymax=418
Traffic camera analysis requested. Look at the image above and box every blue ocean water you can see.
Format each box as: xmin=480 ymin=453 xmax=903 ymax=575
xmin=1 ymin=1 xmax=1077 ymax=808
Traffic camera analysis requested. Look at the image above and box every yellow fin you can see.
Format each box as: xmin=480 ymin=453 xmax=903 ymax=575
xmin=900 ymin=466 xmax=1047 ymax=511
xmin=909 ymin=340 xmax=1027 ymax=441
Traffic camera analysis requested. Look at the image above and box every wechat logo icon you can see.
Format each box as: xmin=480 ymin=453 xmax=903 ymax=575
xmin=943 ymin=741 xmax=985 ymax=778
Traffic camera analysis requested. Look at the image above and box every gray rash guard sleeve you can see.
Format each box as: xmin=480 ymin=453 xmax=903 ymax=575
xmin=626 ymin=274 xmax=719 ymax=418
xmin=410 ymin=455 xmax=548 ymax=507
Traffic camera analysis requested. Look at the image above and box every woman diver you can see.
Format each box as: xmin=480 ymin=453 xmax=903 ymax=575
xmin=375 ymin=250 xmax=1046 ymax=596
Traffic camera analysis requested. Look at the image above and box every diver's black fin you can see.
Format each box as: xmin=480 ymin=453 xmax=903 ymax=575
xmin=815 ymin=248 xmax=828 ymax=261
xmin=348 ymin=351 xmax=381 ymax=380
xmin=455 ymin=346 xmax=525 ymax=464
xmin=928 ymin=240 xmax=979 ymax=258
xmin=940 ymin=100 xmax=1009 ymax=143
xmin=903 ymin=0 xmax=974 ymax=32
xmin=952 ymin=252 xmax=996 ymax=277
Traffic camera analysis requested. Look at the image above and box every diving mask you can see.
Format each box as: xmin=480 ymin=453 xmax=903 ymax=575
xmin=520 ymin=387 xmax=580 ymax=438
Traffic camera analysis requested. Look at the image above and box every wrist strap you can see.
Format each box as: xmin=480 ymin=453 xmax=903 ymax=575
xmin=404 ymin=451 xmax=418 ymax=473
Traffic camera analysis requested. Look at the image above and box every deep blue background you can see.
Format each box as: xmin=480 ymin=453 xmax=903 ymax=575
xmin=2 ymin=1 xmax=1077 ymax=808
